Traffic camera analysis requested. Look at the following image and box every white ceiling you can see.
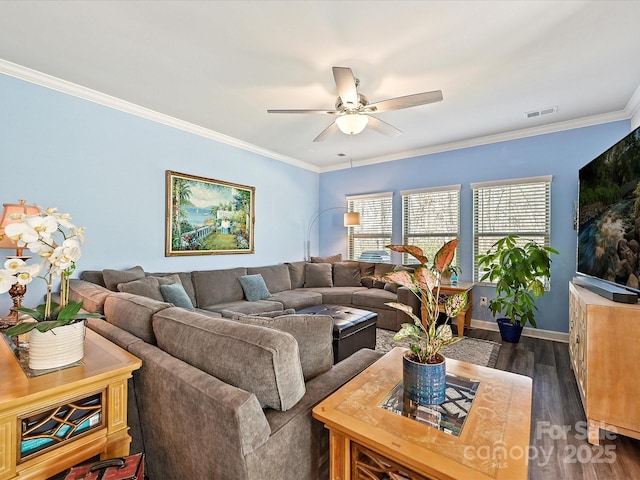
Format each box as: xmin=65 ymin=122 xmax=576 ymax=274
xmin=1 ymin=1 xmax=639 ymax=172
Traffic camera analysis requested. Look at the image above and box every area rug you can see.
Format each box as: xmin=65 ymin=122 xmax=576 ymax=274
xmin=375 ymin=328 xmax=500 ymax=368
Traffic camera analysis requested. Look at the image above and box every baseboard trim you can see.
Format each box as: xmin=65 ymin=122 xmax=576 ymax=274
xmin=470 ymin=319 xmax=569 ymax=343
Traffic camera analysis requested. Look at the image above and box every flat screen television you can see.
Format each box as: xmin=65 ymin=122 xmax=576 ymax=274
xmin=577 ymin=126 xmax=640 ymax=302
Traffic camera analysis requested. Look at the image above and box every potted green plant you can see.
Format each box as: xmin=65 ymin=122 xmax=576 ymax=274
xmin=1 ymin=206 xmax=103 ymax=369
xmin=382 ymin=239 xmax=468 ymax=404
xmin=476 ymin=235 xmax=558 ymax=343
xmin=439 ymin=264 xmax=461 ymax=284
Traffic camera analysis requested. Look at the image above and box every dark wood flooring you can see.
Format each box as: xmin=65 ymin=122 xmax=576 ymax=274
xmin=466 ymin=328 xmax=640 ymax=480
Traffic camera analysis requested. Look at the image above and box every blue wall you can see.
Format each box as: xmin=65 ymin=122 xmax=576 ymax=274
xmin=0 ymin=73 xmax=318 ymax=312
xmin=319 ymin=121 xmax=631 ymax=333
xmin=1 ymin=71 xmax=632 ymax=334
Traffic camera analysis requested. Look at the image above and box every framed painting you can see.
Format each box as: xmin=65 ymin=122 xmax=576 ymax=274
xmin=165 ymin=170 xmax=255 ymax=256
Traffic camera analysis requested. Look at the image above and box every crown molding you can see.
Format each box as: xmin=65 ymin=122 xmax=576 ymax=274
xmin=320 ymin=110 xmax=630 ymax=172
xmin=1 ymin=58 xmax=633 ymax=176
xmin=0 ymin=58 xmax=319 ymax=173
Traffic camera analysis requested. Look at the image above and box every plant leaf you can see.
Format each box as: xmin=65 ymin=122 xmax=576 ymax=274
xmin=433 ymin=238 xmax=458 ymax=273
xmin=386 ymin=244 xmax=429 ymax=265
xmin=382 ymin=270 xmax=415 ymax=290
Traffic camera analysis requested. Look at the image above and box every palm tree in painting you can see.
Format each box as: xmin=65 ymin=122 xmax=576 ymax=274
xmin=172 ymin=177 xmax=192 ymax=248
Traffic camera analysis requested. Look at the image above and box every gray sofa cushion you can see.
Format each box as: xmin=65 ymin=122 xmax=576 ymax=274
xmin=304 ymin=263 xmax=333 ymax=288
xmin=202 ymin=299 xmax=284 ymax=315
xmin=79 ymin=270 xmax=107 ymax=288
xmin=153 ymin=307 xmax=306 ymax=411
xmin=267 ymin=290 xmax=323 ymax=310
xmin=286 ymin=261 xmax=307 ymax=289
xmin=310 ymin=253 xmax=342 ymax=264
xmin=117 ymin=274 xmax=182 ymax=302
xmin=193 ymin=267 xmax=248 ymax=307
xmin=234 ymin=314 xmax=333 ymax=381
xmin=248 ymin=265 xmax=292 ymax=293
xmin=333 ymin=262 xmax=362 ymax=287
xmin=238 ymin=274 xmax=271 ymax=301
xmin=104 ymin=292 xmax=173 ymax=344
xmin=69 ymin=279 xmax=112 ymax=314
xmin=160 ymin=282 xmax=195 ymax=310
xmin=352 ymin=288 xmax=397 ymax=310
xmin=117 ymin=276 xmax=164 ymax=301
xmin=301 ymin=286 xmax=366 ymax=305
xmin=147 ymin=272 xmax=197 ymax=307
xmin=103 ymin=266 xmax=145 ymax=291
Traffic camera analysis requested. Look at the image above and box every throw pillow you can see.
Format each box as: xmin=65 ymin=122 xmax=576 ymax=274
xmin=303 ymin=263 xmax=333 ymax=288
xmin=160 ymin=282 xmax=195 ymax=310
xmin=117 ymin=276 xmax=164 ymax=301
xmin=238 ymin=274 xmax=271 ymax=302
xmin=310 ymin=253 xmax=342 ymax=264
xmin=235 ymin=313 xmax=333 ymax=380
xmin=102 ymin=266 xmax=145 ymax=291
xmin=333 ymin=262 xmax=362 ymax=287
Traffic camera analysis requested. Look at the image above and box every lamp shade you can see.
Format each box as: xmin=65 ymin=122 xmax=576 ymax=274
xmin=0 ymin=200 xmax=39 ymax=253
xmin=343 ymin=212 xmax=361 ymax=226
xmin=336 ymin=114 xmax=369 ymax=135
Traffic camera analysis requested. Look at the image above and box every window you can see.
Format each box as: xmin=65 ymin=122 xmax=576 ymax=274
xmin=347 ymin=192 xmax=393 ymax=261
xmin=401 ymin=185 xmax=460 ymax=265
xmin=472 ymin=176 xmax=552 ymax=282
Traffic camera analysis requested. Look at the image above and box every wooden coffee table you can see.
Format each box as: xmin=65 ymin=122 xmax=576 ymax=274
xmin=0 ymin=328 xmax=141 ymax=480
xmin=312 ymin=347 xmax=532 ymax=480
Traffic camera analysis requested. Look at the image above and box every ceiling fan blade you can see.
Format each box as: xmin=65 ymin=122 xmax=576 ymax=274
xmin=267 ymin=109 xmax=338 ymax=114
xmin=367 ymin=116 xmax=402 ymax=138
xmin=313 ymin=122 xmax=339 ymax=142
xmin=332 ymin=67 xmax=358 ymax=107
xmin=367 ymin=90 xmax=443 ymax=113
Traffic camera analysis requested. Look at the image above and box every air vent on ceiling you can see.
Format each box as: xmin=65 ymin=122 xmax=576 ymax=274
xmin=525 ymin=106 xmax=558 ymax=119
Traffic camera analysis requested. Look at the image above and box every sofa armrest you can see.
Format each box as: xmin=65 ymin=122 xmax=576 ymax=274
xmin=128 ymin=341 xmax=271 ymax=480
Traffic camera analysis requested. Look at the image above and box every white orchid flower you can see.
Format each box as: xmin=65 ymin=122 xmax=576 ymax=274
xmin=27 ymin=214 xmax=59 ymax=240
xmin=15 ymin=263 xmax=40 ymax=285
xmin=4 ymin=222 xmax=39 ymax=246
xmin=60 ymin=237 xmax=82 ymax=262
xmin=0 ymin=269 xmax=18 ymax=294
xmin=4 ymin=257 xmax=27 ymax=272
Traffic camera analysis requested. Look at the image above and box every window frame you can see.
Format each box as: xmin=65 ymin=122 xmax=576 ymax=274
xmin=471 ymin=175 xmax=552 ymax=283
xmin=400 ymin=185 xmax=461 ymax=265
xmin=346 ymin=192 xmax=393 ymax=262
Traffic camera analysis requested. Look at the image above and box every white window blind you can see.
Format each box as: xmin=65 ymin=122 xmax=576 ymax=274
xmin=472 ymin=176 xmax=552 ymax=282
xmin=347 ymin=192 xmax=393 ymax=261
xmin=401 ymin=185 xmax=460 ymax=265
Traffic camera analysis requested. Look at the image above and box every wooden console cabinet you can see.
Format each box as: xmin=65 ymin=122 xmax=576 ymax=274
xmin=0 ymin=329 xmax=141 ymax=480
xmin=568 ymin=282 xmax=640 ymax=444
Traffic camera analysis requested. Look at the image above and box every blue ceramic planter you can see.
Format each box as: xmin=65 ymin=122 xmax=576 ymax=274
xmin=403 ymin=353 xmax=446 ymax=405
xmin=497 ymin=318 xmax=524 ymax=343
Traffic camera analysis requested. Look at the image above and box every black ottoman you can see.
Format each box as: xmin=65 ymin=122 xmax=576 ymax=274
xmin=297 ymin=304 xmax=377 ymax=363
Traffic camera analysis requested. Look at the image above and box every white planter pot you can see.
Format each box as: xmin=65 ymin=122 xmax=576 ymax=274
xmin=28 ymin=321 xmax=86 ymax=370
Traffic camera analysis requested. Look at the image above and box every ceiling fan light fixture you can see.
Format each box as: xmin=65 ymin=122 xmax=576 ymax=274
xmin=336 ymin=113 xmax=369 ymax=135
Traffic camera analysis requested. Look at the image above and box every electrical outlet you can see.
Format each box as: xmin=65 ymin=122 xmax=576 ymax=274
xmin=480 ymin=296 xmax=488 ymax=307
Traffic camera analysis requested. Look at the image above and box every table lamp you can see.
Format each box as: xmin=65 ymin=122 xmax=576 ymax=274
xmin=0 ymin=200 xmax=39 ymax=327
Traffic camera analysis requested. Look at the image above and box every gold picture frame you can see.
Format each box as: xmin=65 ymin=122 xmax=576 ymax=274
xmin=165 ymin=170 xmax=255 ymax=256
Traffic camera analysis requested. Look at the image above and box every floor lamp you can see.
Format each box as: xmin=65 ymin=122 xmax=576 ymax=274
xmin=306 ymin=207 xmax=360 ymax=260
xmin=0 ymin=200 xmax=39 ymax=327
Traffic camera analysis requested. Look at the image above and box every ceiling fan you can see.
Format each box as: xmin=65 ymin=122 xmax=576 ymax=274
xmin=267 ymin=66 xmax=443 ymax=142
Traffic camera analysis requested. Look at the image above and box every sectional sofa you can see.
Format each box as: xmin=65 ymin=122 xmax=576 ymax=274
xmin=69 ymin=255 xmax=418 ymax=479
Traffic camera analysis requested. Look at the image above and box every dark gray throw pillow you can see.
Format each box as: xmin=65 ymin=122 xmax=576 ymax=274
xmin=304 ymin=263 xmax=333 ymax=288
xmin=238 ymin=274 xmax=271 ymax=301
xmin=160 ymin=282 xmax=195 ymax=310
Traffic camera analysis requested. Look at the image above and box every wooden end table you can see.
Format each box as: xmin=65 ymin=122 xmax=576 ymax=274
xmin=0 ymin=328 xmax=141 ymax=480
xmin=438 ymin=281 xmax=474 ymax=337
xmin=313 ymin=347 xmax=532 ymax=480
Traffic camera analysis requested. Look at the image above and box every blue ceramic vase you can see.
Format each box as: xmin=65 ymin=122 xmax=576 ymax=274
xmin=403 ymin=352 xmax=446 ymax=405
